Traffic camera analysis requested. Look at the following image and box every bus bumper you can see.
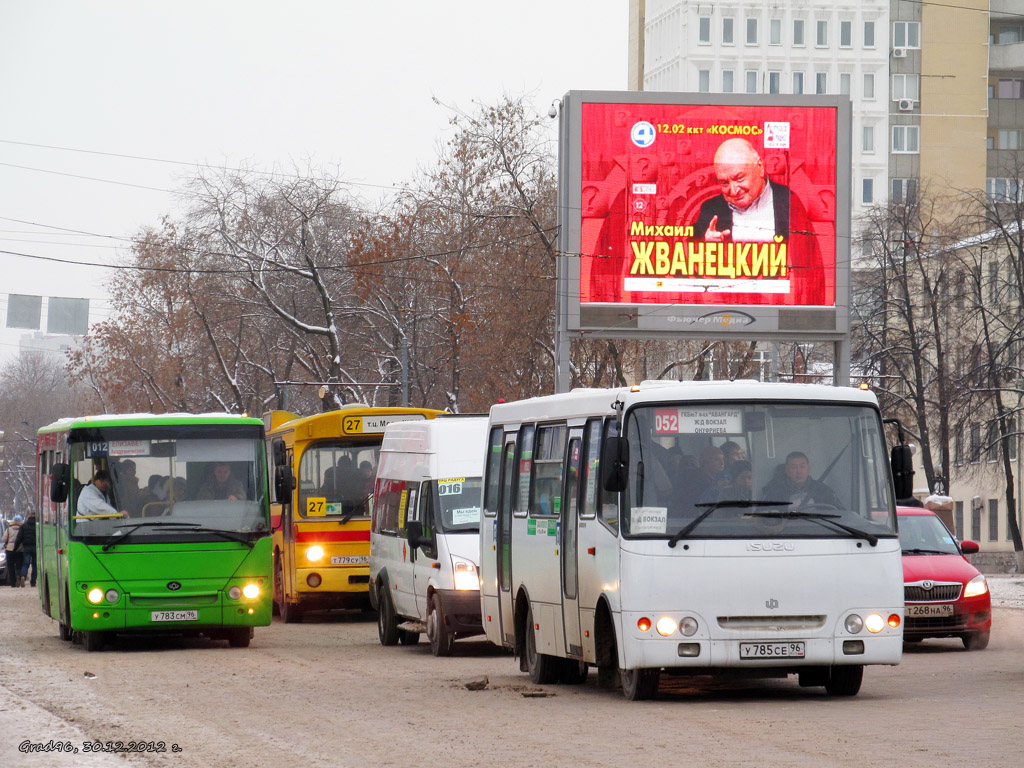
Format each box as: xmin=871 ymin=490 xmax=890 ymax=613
xmin=435 ymin=589 xmax=483 ymax=635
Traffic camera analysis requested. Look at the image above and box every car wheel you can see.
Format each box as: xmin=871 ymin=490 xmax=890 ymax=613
xmin=524 ymin=605 xmax=558 ymax=684
xmin=825 ymin=665 xmax=863 ymax=696
xmin=427 ymin=594 xmax=454 ymax=657
xmin=619 ymin=666 xmax=660 ymax=701
xmin=963 ymin=630 xmax=990 ymax=651
xmin=377 ymin=587 xmax=400 ymax=646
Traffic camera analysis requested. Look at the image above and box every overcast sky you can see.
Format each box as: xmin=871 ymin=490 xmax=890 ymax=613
xmin=0 ymin=1 xmax=627 ymax=358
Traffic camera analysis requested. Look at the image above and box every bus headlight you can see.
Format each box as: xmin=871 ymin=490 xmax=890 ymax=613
xmin=305 ymin=545 xmax=325 ymax=563
xmin=656 ymin=616 xmax=677 ymax=636
xmin=844 ymin=614 xmax=864 ymax=634
xmin=865 ymin=613 xmax=885 ymax=633
xmin=105 ymin=589 xmax=119 ymax=603
xmin=242 ymin=583 xmax=260 ymax=599
xmin=87 ymin=588 xmax=104 ymax=604
xmin=452 ymin=558 xmax=479 ymax=591
xmin=964 ymin=574 xmax=988 ymax=598
xmin=228 ymin=586 xmax=242 ymax=600
xmin=679 ymin=617 xmax=699 ymax=637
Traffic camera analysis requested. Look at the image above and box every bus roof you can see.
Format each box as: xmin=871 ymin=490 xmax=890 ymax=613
xmin=37 ymin=413 xmax=264 ymax=434
xmin=264 ymin=406 xmax=444 ymax=441
xmin=488 ymin=381 xmax=880 ymax=424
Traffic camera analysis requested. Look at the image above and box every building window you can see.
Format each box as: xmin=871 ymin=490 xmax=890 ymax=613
xmin=723 ymin=17 xmax=734 ymax=45
xmin=891 ymin=178 xmax=917 ymax=204
xmin=816 ymin=72 xmax=827 ymax=94
xmin=987 ymin=177 xmax=1022 ymax=202
xmin=970 ymin=423 xmax=982 ymax=462
xmin=840 ymin=20 xmax=852 ymax=47
xmin=746 ymin=70 xmax=757 ymax=94
xmin=864 ymin=73 xmax=875 ymax=99
xmin=862 ymin=178 xmax=874 ymax=204
xmin=954 ymin=501 xmax=964 ymax=539
xmin=863 ymin=125 xmax=874 ymax=152
xmin=988 ymin=420 xmax=1000 ymax=462
xmin=864 ymin=21 xmax=875 ymax=48
xmin=816 ymin=19 xmax=828 ymax=47
xmin=997 ymin=79 xmax=1024 ymax=99
xmin=999 ymin=129 xmax=1023 ymax=149
xmin=893 ymin=21 xmax=921 ymax=49
xmin=698 ymin=16 xmax=711 ymax=44
xmin=892 ymin=125 xmax=920 ymax=154
xmin=770 ymin=19 xmax=781 ymax=45
xmin=998 ymin=25 xmax=1024 ymax=45
xmin=698 ymin=69 xmax=710 ymax=93
xmin=768 ymin=71 xmax=781 ymax=94
xmin=988 ymin=136 xmax=996 ymax=150
xmin=971 ymin=502 xmax=981 ymax=541
xmin=1009 ymin=416 xmax=1019 ymax=461
xmin=954 ymin=431 xmax=964 ymax=465
xmin=892 ymin=74 xmax=920 ymax=101
xmin=793 ymin=71 xmax=804 ymax=94
xmin=746 ymin=17 xmax=758 ymax=45
xmin=840 ymin=73 xmax=851 ymax=95
xmin=793 ymin=19 xmax=805 ymax=46
xmin=722 ymin=70 xmax=734 ymax=93
xmin=989 ymin=499 xmax=999 ymax=542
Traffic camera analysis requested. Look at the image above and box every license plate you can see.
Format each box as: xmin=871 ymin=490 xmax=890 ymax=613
xmin=740 ymin=641 xmax=805 ymax=659
xmin=906 ymin=603 xmax=954 ymax=617
xmin=150 ymin=610 xmax=198 ymax=622
xmin=330 ymin=555 xmax=369 ymax=565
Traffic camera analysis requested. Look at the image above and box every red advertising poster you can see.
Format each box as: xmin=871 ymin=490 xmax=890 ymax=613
xmin=580 ymin=102 xmax=837 ymax=307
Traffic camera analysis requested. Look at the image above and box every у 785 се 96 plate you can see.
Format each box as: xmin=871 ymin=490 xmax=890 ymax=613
xmin=739 ymin=641 xmax=805 ymax=659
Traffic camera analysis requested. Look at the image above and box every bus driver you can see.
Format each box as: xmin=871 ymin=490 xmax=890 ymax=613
xmin=77 ymin=470 xmax=128 ymax=519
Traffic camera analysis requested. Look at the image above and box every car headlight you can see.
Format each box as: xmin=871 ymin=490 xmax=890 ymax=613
xmin=0 ymin=551 xmax=6 ymax=564
xmin=964 ymin=574 xmax=988 ymax=598
xmin=452 ymin=557 xmax=478 ymax=591
xmin=305 ymin=545 xmax=324 ymax=563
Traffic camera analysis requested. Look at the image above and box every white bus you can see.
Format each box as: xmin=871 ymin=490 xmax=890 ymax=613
xmin=479 ymin=381 xmax=910 ymax=700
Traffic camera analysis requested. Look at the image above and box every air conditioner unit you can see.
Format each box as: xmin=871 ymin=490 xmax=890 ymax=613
xmin=898 ymin=98 xmax=915 ymax=111
xmin=893 ymin=47 xmax=907 ymax=58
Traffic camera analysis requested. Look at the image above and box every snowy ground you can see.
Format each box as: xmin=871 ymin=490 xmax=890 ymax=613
xmin=987 ymin=574 xmax=1024 ymax=609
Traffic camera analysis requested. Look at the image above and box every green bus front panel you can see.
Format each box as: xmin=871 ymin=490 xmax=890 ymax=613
xmin=64 ymin=537 xmax=273 ymax=633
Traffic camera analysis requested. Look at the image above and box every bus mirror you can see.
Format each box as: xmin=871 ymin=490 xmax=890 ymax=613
xmin=601 ymin=436 xmax=629 ymax=493
xmin=406 ymin=520 xmax=424 ymax=549
xmin=890 ymin=445 xmax=914 ymax=500
xmin=273 ymin=439 xmax=288 ymax=466
xmin=274 ymin=466 xmax=295 ymax=504
xmin=50 ymin=462 xmax=70 ymax=503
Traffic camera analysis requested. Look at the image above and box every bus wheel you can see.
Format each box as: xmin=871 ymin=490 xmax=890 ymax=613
xmin=377 ymin=588 xmax=400 ymax=646
xmin=228 ymin=628 xmax=252 ymax=648
xmin=427 ymin=594 xmax=454 ymax=657
xmin=524 ymin=606 xmax=559 ymax=685
xmin=619 ymin=667 xmax=659 ymax=701
xmin=58 ymin=622 xmax=73 ymax=642
xmin=825 ymin=665 xmax=863 ymax=696
xmin=559 ymin=659 xmax=589 ymax=684
xmin=83 ymin=630 xmax=106 ymax=653
xmin=280 ymin=598 xmax=303 ymax=624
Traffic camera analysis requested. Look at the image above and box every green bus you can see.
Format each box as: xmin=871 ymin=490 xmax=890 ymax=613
xmin=36 ymin=414 xmax=272 ymax=651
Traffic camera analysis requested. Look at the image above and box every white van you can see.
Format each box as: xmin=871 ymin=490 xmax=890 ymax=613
xmin=369 ymin=415 xmax=488 ymax=656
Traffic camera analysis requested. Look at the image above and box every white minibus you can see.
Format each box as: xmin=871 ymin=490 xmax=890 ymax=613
xmin=370 ymin=415 xmax=488 ymax=656
xmin=479 ymin=381 xmax=911 ymax=699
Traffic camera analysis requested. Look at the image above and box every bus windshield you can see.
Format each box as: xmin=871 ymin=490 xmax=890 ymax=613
xmin=69 ymin=426 xmax=266 ymax=540
xmin=437 ymin=477 xmax=483 ymax=533
xmin=621 ymin=402 xmax=897 ymax=540
xmin=298 ymin=441 xmax=380 ymax=519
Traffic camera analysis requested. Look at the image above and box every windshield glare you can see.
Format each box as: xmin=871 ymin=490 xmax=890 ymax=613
xmin=898 ymin=514 xmax=960 ymax=555
xmin=70 ymin=432 xmax=266 ymax=539
xmin=622 ymin=402 xmax=897 ymax=539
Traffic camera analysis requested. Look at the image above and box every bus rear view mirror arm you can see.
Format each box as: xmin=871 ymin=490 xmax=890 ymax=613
xmin=602 ymin=436 xmax=629 ymax=493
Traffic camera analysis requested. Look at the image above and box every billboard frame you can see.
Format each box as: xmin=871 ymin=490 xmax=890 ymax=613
xmin=554 ymin=90 xmax=852 ymax=390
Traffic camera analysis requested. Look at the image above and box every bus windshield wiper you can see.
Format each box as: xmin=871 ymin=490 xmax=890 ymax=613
xmin=668 ymin=500 xmax=792 ymax=548
xmin=102 ymin=520 xmax=201 ymax=551
xmin=746 ymin=510 xmax=879 ymax=547
xmin=103 ymin=521 xmax=253 ymax=550
xmin=170 ymin=525 xmax=255 ymax=548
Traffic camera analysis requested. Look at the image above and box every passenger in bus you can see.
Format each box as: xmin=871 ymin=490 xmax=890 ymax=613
xmin=77 ymin=470 xmax=128 ymax=519
xmin=694 ymin=445 xmax=725 ymax=496
xmin=720 ymin=441 xmax=747 ymax=473
xmin=197 ymin=463 xmax=246 ymax=501
xmin=761 ymin=451 xmax=841 ymax=509
xmin=720 ymin=460 xmax=753 ymax=501
xmin=359 ymin=461 xmax=376 ymax=495
xmin=111 ymin=459 xmax=143 ymax=514
xmin=322 ymin=456 xmax=363 ymax=502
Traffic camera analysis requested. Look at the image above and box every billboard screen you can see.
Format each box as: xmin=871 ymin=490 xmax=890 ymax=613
xmin=560 ymin=92 xmax=850 ymax=338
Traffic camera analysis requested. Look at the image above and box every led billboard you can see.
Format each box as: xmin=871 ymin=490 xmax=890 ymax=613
xmin=559 ymin=91 xmax=851 ymax=339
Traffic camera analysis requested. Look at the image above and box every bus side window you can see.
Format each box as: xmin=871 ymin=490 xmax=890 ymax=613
xmin=580 ymin=419 xmax=602 ymax=520
xmin=530 ymin=425 xmax=567 ymax=517
xmin=598 ymin=419 xmax=619 ymax=531
xmin=482 ymin=427 xmax=503 ymax=517
xmin=515 ymin=425 xmax=535 ymax=518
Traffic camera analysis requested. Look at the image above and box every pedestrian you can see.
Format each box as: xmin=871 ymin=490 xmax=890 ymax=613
xmin=2 ymin=515 xmax=24 ymax=587
xmin=14 ymin=511 xmax=37 ymax=588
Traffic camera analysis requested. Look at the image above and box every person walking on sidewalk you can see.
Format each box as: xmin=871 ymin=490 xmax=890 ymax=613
xmin=2 ymin=515 xmax=24 ymax=587
xmin=14 ymin=511 xmax=36 ymax=588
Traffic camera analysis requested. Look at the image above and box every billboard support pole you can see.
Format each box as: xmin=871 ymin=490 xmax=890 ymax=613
xmin=555 ymin=98 xmax=571 ymax=394
xmin=834 ymin=338 xmax=851 ymax=387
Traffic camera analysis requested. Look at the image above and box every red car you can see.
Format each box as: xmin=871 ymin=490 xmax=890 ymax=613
xmin=898 ymin=506 xmax=991 ymax=650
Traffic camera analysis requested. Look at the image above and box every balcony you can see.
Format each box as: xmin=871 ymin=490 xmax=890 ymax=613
xmin=991 ymin=41 xmax=1024 ymax=73
xmin=992 ymin=0 xmax=1021 ymax=22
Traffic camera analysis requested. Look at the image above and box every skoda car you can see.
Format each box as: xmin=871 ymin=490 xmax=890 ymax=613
xmin=898 ymin=506 xmax=991 ymax=650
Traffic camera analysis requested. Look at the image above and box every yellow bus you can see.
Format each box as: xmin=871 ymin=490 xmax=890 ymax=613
xmin=264 ymin=406 xmax=442 ymax=622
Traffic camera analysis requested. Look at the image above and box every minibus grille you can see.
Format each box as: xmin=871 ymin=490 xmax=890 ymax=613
xmin=130 ymin=595 xmax=219 ymax=607
xmin=904 ymin=583 xmax=961 ymax=602
xmin=717 ymin=615 xmax=826 ymax=631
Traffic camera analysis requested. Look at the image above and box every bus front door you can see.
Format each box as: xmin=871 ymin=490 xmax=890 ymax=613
xmin=496 ymin=438 xmax=517 ymax=646
xmin=560 ymin=433 xmax=583 ymax=657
